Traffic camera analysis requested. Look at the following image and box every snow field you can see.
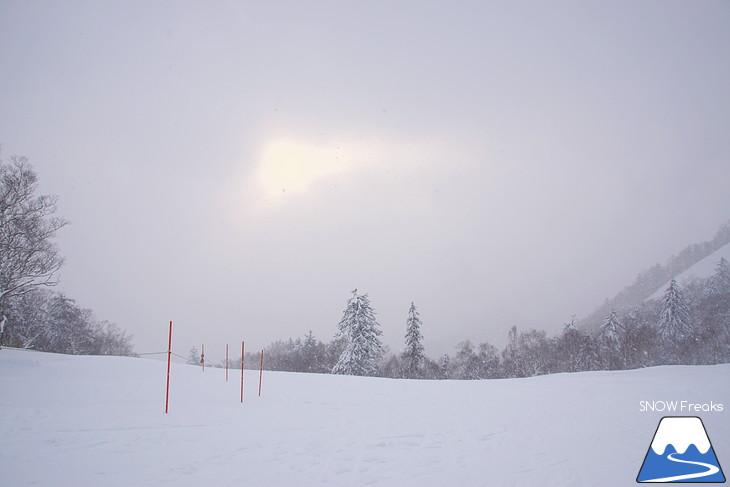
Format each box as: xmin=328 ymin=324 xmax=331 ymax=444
xmin=1 ymin=349 xmax=728 ymax=486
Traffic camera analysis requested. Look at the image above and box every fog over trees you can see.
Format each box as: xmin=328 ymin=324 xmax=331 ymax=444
xmin=3 ymin=152 xmax=728 ymax=375
xmin=258 ymin=257 xmax=730 ymax=380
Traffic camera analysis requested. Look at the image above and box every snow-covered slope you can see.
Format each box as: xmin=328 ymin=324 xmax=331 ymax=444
xmin=649 ymin=242 xmax=730 ymax=300
xmin=1 ymin=349 xmax=728 ymax=486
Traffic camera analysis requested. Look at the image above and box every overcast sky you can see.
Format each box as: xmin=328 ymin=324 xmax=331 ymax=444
xmin=1 ymin=1 xmax=729 ymax=361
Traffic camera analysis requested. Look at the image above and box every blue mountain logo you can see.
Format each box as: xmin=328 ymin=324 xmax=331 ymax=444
xmin=637 ymin=416 xmax=725 ymax=483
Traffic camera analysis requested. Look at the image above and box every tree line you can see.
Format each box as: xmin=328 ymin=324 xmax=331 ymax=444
xmin=0 ymin=152 xmax=134 ymax=355
xmin=255 ymin=259 xmax=730 ymax=380
xmin=584 ymin=220 xmax=730 ymax=328
xmin=2 ymin=287 xmax=134 ymax=356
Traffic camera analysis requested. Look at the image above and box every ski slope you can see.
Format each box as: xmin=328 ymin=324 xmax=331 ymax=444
xmin=649 ymin=242 xmax=730 ymax=300
xmin=1 ymin=349 xmax=728 ymax=486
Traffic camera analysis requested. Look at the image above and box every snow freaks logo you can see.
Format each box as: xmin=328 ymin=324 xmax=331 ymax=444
xmin=637 ymin=417 xmax=725 ymax=483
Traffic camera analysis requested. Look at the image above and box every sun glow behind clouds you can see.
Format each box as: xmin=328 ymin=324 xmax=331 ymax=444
xmin=238 ymin=134 xmax=445 ymax=216
xmin=255 ymin=138 xmax=352 ymax=201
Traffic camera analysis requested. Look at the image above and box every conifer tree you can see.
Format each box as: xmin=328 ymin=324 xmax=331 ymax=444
xmin=623 ymin=304 xmax=658 ymax=369
xmin=598 ymin=309 xmax=624 ymax=370
xmin=698 ymin=258 xmax=730 ymax=364
xmin=577 ymin=332 xmax=601 ymax=372
xmin=657 ymin=279 xmax=692 ymax=364
xmin=299 ymin=330 xmax=327 ymax=373
xmin=557 ymin=319 xmax=583 ymax=372
xmin=439 ymin=354 xmax=450 ymax=379
xmin=704 ymin=257 xmax=730 ymax=298
xmin=402 ymin=302 xmax=425 ymax=378
xmin=501 ymin=326 xmax=518 ymax=377
xmin=187 ymin=346 xmax=200 ymax=366
xmin=332 ymin=290 xmax=384 ymax=376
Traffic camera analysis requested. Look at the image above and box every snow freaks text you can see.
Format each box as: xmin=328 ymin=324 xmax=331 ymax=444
xmin=639 ymin=401 xmax=724 ymax=413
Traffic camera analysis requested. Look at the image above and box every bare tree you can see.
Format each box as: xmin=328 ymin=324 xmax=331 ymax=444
xmin=1 ymin=155 xmax=69 ymax=345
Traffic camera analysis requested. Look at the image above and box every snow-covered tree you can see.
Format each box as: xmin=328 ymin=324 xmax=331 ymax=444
xmin=502 ymin=327 xmax=550 ymax=378
xmin=657 ymin=279 xmax=692 ymax=364
xmin=332 ymin=290 xmax=384 ymax=376
xmin=187 ymin=346 xmax=200 ymax=365
xmin=1 ymin=156 xmax=68 ymax=342
xmin=598 ymin=309 xmax=625 ymax=370
xmin=377 ymin=352 xmax=404 ymax=378
xmin=452 ymin=340 xmax=480 ymax=379
xmin=695 ymin=258 xmax=730 ymax=364
xmin=439 ymin=353 xmax=450 ymax=379
xmin=3 ymin=288 xmax=133 ymax=355
xmin=704 ymin=257 xmax=730 ymax=298
xmin=577 ymin=332 xmax=601 ymax=372
xmin=501 ymin=326 xmax=519 ymax=377
xmin=556 ymin=319 xmax=591 ymax=373
xmin=299 ymin=331 xmax=328 ymax=373
xmin=623 ymin=304 xmax=659 ymax=369
xmin=3 ymin=288 xmax=49 ymax=349
xmin=477 ymin=342 xmax=501 ymax=379
xmin=92 ymin=321 xmax=135 ymax=356
xmin=402 ymin=302 xmax=425 ymax=378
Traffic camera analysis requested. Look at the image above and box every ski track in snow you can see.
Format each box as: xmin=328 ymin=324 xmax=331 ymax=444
xmin=0 ymin=350 xmax=728 ymax=486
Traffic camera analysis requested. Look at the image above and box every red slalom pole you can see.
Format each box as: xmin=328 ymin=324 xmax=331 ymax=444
xmin=165 ymin=321 xmax=173 ymax=414
xmin=201 ymin=343 xmax=205 ymax=371
xmin=240 ymin=341 xmax=245 ymax=403
xmin=225 ymin=344 xmax=229 ymax=382
xmin=258 ymin=349 xmax=264 ymax=397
